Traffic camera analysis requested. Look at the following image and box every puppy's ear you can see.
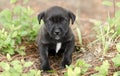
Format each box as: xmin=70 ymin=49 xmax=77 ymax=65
xmin=68 ymin=11 xmax=76 ymax=24
xmin=38 ymin=12 xmax=45 ymax=24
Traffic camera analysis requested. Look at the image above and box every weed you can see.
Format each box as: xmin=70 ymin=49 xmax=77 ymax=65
xmin=92 ymin=19 xmax=117 ymax=55
xmin=91 ymin=60 xmax=109 ymax=76
xmin=116 ymin=42 xmax=120 ymax=53
xmin=64 ymin=59 xmax=90 ymax=76
xmin=112 ymin=54 xmax=120 ymax=67
xmin=113 ymin=71 xmax=120 ymax=76
xmin=0 ymin=0 xmax=40 ymax=55
xmin=90 ymin=0 xmax=120 ymax=55
xmin=0 ymin=54 xmax=41 ymax=76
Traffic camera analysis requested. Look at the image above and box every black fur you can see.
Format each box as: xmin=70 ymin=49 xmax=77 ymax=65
xmin=37 ymin=6 xmax=76 ymax=71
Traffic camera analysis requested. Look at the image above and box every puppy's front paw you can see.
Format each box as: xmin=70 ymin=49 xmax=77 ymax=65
xmin=41 ymin=64 xmax=52 ymax=71
xmin=60 ymin=59 xmax=71 ymax=69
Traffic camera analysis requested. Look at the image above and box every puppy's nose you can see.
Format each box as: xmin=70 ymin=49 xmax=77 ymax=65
xmin=55 ymin=31 xmax=60 ymax=35
xmin=54 ymin=29 xmax=60 ymax=35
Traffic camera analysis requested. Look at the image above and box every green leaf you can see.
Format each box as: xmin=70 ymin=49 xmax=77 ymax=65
xmin=14 ymin=64 xmax=23 ymax=73
xmin=74 ymin=67 xmax=81 ymax=76
xmin=20 ymin=31 xmax=28 ymax=36
xmin=116 ymin=43 xmax=120 ymax=53
xmin=16 ymin=46 xmax=26 ymax=55
xmin=23 ymin=62 xmax=33 ymax=67
xmin=29 ymin=70 xmax=41 ymax=76
xmin=99 ymin=60 xmax=109 ymax=75
xmin=91 ymin=73 xmax=103 ymax=76
xmin=10 ymin=0 xmax=17 ymax=4
xmin=0 ymin=62 xmax=10 ymax=71
xmin=94 ymin=60 xmax=109 ymax=76
xmin=113 ymin=71 xmax=120 ymax=76
xmin=6 ymin=53 xmax=12 ymax=61
xmin=9 ymin=70 xmax=20 ymax=76
xmin=116 ymin=2 xmax=120 ymax=7
xmin=112 ymin=54 xmax=120 ymax=67
xmin=67 ymin=66 xmax=73 ymax=76
xmin=29 ymin=70 xmax=37 ymax=76
xmin=21 ymin=73 xmax=28 ymax=76
xmin=64 ymin=72 xmax=68 ymax=76
xmin=4 ymin=38 xmax=11 ymax=45
xmin=5 ymin=48 xmax=15 ymax=55
xmin=76 ymin=60 xmax=85 ymax=67
xmin=0 ymin=9 xmax=12 ymax=25
xmin=0 ymin=71 xmax=11 ymax=76
xmin=102 ymin=0 xmax=113 ymax=6
xmin=12 ymin=31 xmax=18 ymax=38
xmin=11 ymin=60 xmax=20 ymax=66
xmin=35 ymin=70 xmax=41 ymax=76
xmin=13 ymin=5 xmax=22 ymax=14
xmin=75 ymin=59 xmax=90 ymax=74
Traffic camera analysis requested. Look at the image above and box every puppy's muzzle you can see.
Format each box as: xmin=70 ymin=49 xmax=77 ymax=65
xmin=54 ymin=29 xmax=61 ymax=35
xmin=53 ymin=28 xmax=62 ymax=40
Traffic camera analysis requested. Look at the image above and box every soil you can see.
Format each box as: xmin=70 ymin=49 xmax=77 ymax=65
xmin=0 ymin=0 xmax=120 ymax=76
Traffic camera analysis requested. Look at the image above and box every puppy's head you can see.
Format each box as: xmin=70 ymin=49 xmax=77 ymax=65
xmin=38 ymin=6 xmax=76 ymax=40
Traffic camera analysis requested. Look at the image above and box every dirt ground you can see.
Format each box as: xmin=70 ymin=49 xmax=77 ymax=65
xmin=0 ymin=0 xmax=120 ymax=76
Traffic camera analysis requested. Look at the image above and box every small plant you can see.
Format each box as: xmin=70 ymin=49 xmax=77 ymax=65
xmin=64 ymin=65 xmax=81 ymax=76
xmin=91 ymin=60 xmax=109 ymax=76
xmin=0 ymin=28 xmax=25 ymax=55
xmin=112 ymin=52 xmax=120 ymax=76
xmin=112 ymin=42 xmax=120 ymax=67
xmin=102 ymin=0 xmax=120 ymax=35
xmin=75 ymin=59 xmax=90 ymax=74
xmin=116 ymin=42 xmax=120 ymax=53
xmin=112 ymin=54 xmax=120 ymax=67
xmin=64 ymin=59 xmax=90 ymax=76
xmin=0 ymin=29 xmax=15 ymax=54
xmin=113 ymin=71 xmax=120 ymax=76
xmin=0 ymin=0 xmax=40 ymax=55
xmin=93 ymin=20 xmax=117 ymax=55
xmin=90 ymin=0 xmax=120 ymax=55
xmin=0 ymin=54 xmax=41 ymax=76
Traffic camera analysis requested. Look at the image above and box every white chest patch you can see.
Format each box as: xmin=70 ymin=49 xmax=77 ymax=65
xmin=56 ymin=42 xmax=62 ymax=53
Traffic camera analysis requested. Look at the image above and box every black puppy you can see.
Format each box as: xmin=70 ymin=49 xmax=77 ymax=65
xmin=37 ymin=6 xmax=76 ymax=71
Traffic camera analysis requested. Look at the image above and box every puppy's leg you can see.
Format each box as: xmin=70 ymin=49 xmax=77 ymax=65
xmin=39 ymin=44 xmax=51 ymax=71
xmin=61 ymin=40 xmax=75 ymax=68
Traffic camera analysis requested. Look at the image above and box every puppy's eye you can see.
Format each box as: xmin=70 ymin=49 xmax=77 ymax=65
xmin=50 ymin=16 xmax=65 ymax=23
xmin=46 ymin=19 xmax=53 ymax=24
xmin=62 ymin=18 xmax=67 ymax=23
